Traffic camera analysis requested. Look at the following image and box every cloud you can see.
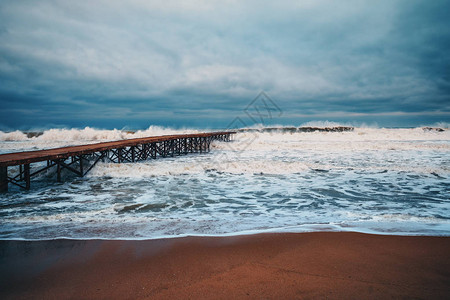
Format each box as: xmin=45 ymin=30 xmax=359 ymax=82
xmin=0 ymin=0 xmax=449 ymax=129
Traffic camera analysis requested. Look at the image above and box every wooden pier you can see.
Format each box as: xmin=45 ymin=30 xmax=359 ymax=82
xmin=0 ymin=131 xmax=235 ymax=192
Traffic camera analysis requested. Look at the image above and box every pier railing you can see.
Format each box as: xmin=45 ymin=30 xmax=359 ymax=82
xmin=0 ymin=131 xmax=235 ymax=192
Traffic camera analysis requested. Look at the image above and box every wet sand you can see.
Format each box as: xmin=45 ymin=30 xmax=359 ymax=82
xmin=1 ymin=232 xmax=449 ymax=299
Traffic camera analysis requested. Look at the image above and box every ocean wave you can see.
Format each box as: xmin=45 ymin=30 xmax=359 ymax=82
xmin=0 ymin=124 xmax=448 ymax=143
xmin=0 ymin=130 xmax=29 ymax=141
xmin=85 ymin=157 xmax=448 ymax=177
xmin=1 ymin=124 xmax=449 ymax=239
xmin=0 ymin=126 xmax=199 ymax=142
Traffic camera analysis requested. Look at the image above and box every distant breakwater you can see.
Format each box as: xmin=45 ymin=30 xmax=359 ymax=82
xmin=13 ymin=126 xmax=448 ymax=139
xmin=238 ymin=126 xmax=355 ymax=133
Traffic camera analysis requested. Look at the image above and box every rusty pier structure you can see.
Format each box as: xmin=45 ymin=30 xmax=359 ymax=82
xmin=0 ymin=131 xmax=235 ymax=192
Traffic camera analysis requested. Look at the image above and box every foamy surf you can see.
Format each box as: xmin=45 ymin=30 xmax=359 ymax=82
xmin=0 ymin=125 xmax=449 ymax=240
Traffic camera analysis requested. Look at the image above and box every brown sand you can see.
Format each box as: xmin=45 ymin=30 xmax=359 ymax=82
xmin=1 ymin=232 xmax=449 ymax=299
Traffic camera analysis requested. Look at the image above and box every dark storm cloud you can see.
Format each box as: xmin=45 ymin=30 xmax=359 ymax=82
xmin=0 ymin=0 xmax=449 ymax=129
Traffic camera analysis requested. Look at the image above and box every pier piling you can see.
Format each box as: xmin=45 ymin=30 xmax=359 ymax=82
xmin=0 ymin=166 xmax=7 ymax=192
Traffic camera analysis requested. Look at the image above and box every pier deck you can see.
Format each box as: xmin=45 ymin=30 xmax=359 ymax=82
xmin=0 ymin=131 xmax=235 ymax=192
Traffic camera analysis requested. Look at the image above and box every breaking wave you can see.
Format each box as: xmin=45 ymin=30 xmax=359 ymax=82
xmin=0 ymin=124 xmax=449 ymax=239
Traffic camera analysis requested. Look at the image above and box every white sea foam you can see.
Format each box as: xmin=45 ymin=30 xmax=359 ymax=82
xmin=0 ymin=130 xmax=28 ymax=141
xmin=0 ymin=126 xmax=201 ymax=153
xmin=0 ymin=125 xmax=449 ymax=239
xmin=0 ymin=126 xmax=448 ymax=148
xmin=0 ymin=125 xmax=199 ymax=142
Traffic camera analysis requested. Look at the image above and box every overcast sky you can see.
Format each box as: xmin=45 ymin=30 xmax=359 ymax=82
xmin=0 ymin=0 xmax=449 ymax=130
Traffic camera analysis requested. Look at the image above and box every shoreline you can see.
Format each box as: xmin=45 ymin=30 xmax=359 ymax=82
xmin=1 ymin=232 xmax=449 ymax=299
xmin=1 ymin=229 xmax=449 ymax=242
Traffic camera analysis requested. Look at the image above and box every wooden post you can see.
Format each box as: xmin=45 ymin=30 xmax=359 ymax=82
xmin=118 ymin=149 xmax=122 ymax=163
xmin=57 ymin=161 xmax=62 ymax=182
xmin=24 ymin=164 xmax=30 ymax=190
xmin=79 ymin=156 xmax=84 ymax=176
xmin=151 ymin=143 xmax=156 ymax=159
xmin=0 ymin=166 xmax=7 ymax=192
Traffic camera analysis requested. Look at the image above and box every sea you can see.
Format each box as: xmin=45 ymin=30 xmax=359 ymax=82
xmin=0 ymin=124 xmax=449 ymax=240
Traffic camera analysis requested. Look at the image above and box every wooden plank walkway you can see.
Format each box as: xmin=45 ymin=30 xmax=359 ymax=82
xmin=0 ymin=131 xmax=235 ymax=191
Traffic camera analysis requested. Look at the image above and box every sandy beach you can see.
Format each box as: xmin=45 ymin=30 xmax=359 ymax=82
xmin=1 ymin=232 xmax=449 ymax=299
xmin=1 ymin=0 xmax=450 ymax=298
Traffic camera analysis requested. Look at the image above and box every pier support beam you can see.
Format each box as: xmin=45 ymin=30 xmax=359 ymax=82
xmin=0 ymin=132 xmax=235 ymax=192
xmin=79 ymin=157 xmax=84 ymax=176
xmin=24 ymin=164 xmax=30 ymax=190
xmin=0 ymin=166 xmax=7 ymax=192
xmin=57 ymin=161 xmax=62 ymax=182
